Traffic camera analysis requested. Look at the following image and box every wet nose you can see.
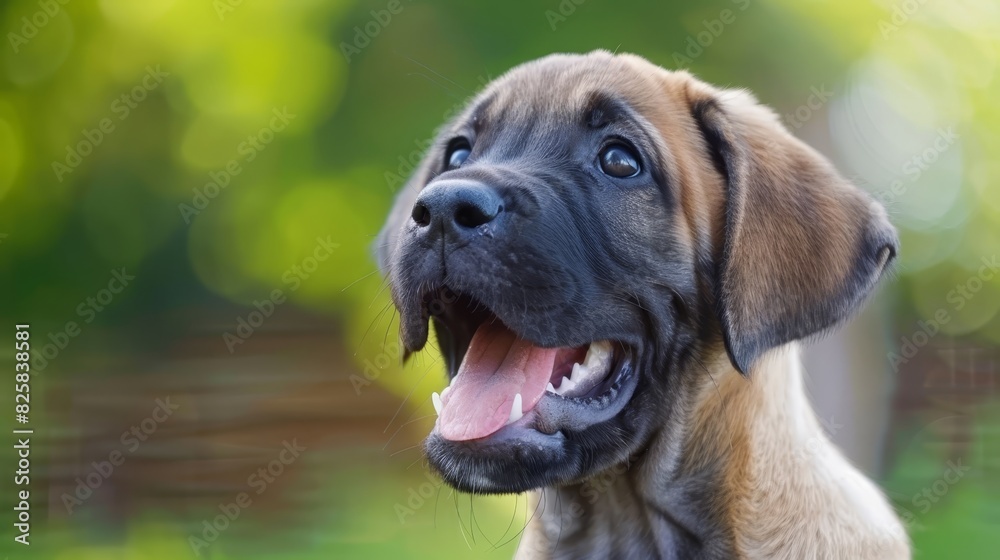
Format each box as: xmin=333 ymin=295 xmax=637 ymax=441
xmin=411 ymin=179 xmax=503 ymax=232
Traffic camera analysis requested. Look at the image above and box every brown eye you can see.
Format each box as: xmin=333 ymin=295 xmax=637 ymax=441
xmin=599 ymin=144 xmax=640 ymax=178
xmin=446 ymin=139 xmax=471 ymax=170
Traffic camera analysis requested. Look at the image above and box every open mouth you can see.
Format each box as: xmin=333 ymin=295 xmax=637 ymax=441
xmin=425 ymin=290 xmax=636 ymax=442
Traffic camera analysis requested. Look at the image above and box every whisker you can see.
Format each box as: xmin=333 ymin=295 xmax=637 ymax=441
xmin=382 ymin=413 xmax=436 ymax=451
xmin=341 ymin=268 xmax=379 ymax=292
xmin=355 ymin=300 xmax=394 ymax=356
xmin=383 ymin=307 xmax=398 ymax=348
xmin=405 ymin=455 xmax=425 ymax=470
xmin=454 ymin=491 xmax=473 ymax=550
xmin=382 ymin=355 xmax=442 ymax=434
xmin=367 ymin=277 xmax=392 ymax=310
xmin=495 ymin=489 xmax=544 ymax=550
xmin=404 ymin=55 xmax=471 ymax=97
xmin=694 ymin=354 xmax=736 ymax=456
xmin=497 ymin=492 xmax=521 ymax=545
xmin=389 ymin=443 xmax=422 ymax=457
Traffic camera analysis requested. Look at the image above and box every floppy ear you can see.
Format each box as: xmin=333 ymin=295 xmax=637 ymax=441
xmin=689 ymin=87 xmax=898 ymax=375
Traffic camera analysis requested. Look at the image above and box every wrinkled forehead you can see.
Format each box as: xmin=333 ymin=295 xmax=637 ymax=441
xmin=450 ymin=54 xmax=672 ymax=148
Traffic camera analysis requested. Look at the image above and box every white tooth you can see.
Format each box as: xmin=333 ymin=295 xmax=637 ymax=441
xmin=570 ymin=362 xmax=588 ymax=382
xmin=583 ymin=340 xmax=613 ymax=371
xmin=558 ymin=376 xmax=577 ymax=395
xmin=441 ymin=386 xmax=451 ymax=399
xmin=546 ymin=382 xmax=557 ymax=393
xmin=432 ymin=392 xmax=442 ymax=415
xmin=507 ymin=393 xmax=523 ymax=424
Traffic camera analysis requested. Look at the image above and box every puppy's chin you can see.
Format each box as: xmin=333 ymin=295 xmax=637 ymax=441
xmin=424 ymin=430 xmax=571 ymax=494
xmin=420 ymin=301 xmax=642 ymax=494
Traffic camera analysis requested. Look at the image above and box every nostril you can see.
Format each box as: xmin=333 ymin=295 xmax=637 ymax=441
xmin=411 ymin=202 xmax=431 ymax=227
xmin=411 ymin=180 xmax=503 ymax=232
xmin=455 ymin=201 xmax=501 ymax=228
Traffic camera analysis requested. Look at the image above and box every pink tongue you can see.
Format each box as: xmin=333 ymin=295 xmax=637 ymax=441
xmin=438 ymin=322 xmax=557 ymax=441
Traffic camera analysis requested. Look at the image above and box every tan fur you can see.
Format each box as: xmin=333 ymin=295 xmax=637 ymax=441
xmin=517 ymin=349 xmax=910 ymax=560
xmin=379 ymin=50 xmax=908 ymax=558
xmin=502 ymin=53 xmax=909 ymax=559
xmin=680 ymin=348 xmax=910 ymax=559
xmin=649 ymin=60 xmax=907 ymax=559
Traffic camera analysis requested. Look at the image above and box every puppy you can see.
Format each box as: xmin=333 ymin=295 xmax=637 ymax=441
xmin=377 ymin=51 xmax=910 ymax=559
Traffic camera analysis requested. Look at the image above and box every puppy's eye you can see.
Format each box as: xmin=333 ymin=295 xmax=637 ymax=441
xmin=445 ymin=139 xmax=472 ymax=170
xmin=599 ymin=144 xmax=641 ymax=178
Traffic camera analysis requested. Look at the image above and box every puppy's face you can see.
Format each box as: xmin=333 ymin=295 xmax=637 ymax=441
xmin=377 ymin=52 xmax=896 ymax=493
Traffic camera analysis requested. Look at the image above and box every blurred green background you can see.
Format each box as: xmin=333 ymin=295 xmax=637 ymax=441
xmin=0 ymin=0 xmax=998 ymax=558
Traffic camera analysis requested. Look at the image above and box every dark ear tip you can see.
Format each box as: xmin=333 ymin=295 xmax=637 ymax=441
xmin=720 ymin=329 xmax=753 ymax=377
xmin=731 ymin=356 xmax=750 ymax=377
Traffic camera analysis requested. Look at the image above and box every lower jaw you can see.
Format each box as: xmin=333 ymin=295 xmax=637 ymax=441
xmin=424 ymin=359 xmax=639 ymax=493
xmin=424 ymin=430 xmax=572 ymax=493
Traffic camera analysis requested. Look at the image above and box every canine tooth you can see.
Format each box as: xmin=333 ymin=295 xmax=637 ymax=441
xmin=431 ymin=392 xmax=442 ymax=415
xmin=507 ymin=393 xmax=523 ymax=424
xmin=570 ymin=362 xmax=588 ymax=382
xmin=583 ymin=340 xmax=613 ymax=371
xmin=441 ymin=386 xmax=451 ymax=399
xmin=546 ymin=382 xmax=557 ymax=393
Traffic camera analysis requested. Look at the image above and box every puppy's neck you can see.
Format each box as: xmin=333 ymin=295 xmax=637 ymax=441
xmin=519 ymin=345 xmax=908 ymax=559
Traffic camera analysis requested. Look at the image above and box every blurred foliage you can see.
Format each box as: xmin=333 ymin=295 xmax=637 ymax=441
xmin=1 ymin=0 xmax=998 ymax=558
